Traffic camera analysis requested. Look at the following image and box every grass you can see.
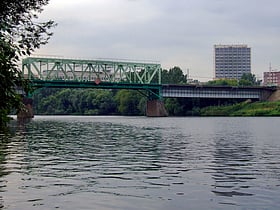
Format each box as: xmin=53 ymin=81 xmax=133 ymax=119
xmin=200 ymin=100 xmax=280 ymax=116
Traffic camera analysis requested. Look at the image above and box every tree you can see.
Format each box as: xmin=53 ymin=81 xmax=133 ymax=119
xmin=0 ymin=0 xmax=56 ymax=127
xmin=167 ymin=66 xmax=187 ymax=84
xmin=91 ymin=90 xmax=117 ymax=115
xmin=161 ymin=69 xmax=169 ymax=84
xmin=164 ymin=98 xmax=184 ymax=116
xmin=207 ymin=79 xmax=238 ymax=86
xmin=162 ymin=67 xmax=187 ymax=84
xmin=239 ymin=73 xmax=261 ymax=86
xmin=114 ymin=90 xmax=144 ymax=115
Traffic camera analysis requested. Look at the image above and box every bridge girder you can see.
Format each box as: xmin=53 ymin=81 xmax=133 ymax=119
xmin=162 ymin=84 xmax=275 ymax=101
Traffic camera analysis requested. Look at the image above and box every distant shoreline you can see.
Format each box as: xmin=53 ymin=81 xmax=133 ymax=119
xmin=10 ymin=100 xmax=280 ymax=119
xmin=199 ymin=101 xmax=280 ymax=117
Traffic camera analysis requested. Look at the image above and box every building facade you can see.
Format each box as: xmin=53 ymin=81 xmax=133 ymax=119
xmin=263 ymin=71 xmax=280 ymax=86
xmin=214 ymin=44 xmax=251 ymax=80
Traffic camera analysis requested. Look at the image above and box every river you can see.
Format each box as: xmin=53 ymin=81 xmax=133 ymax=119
xmin=0 ymin=116 xmax=280 ymax=209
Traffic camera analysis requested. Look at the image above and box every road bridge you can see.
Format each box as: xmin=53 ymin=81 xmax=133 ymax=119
xmin=20 ymin=56 xmax=276 ymax=117
xmin=162 ymin=84 xmax=273 ymax=101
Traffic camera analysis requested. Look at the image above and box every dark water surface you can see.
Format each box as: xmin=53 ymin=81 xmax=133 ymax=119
xmin=1 ymin=116 xmax=280 ymax=209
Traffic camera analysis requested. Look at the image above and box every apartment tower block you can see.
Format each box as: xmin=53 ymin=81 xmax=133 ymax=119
xmin=214 ymin=44 xmax=251 ymax=80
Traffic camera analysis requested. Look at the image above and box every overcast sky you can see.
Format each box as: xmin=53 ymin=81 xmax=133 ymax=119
xmin=35 ymin=0 xmax=280 ymax=81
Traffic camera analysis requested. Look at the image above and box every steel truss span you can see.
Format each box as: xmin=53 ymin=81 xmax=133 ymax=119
xmin=22 ymin=57 xmax=161 ymax=85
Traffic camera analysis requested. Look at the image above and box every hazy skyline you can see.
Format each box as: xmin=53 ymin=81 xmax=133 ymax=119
xmin=35 ymin=0 xmax=280 ymax=81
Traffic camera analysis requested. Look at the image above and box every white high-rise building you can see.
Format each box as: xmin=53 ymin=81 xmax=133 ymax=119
xmin=214 ymin=44 xmax=251 ymax=80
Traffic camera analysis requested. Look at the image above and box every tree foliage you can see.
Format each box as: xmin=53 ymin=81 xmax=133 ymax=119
xmin=206 ymin=79 xmax=238 ymax=86
xmin=114 ymin=90 xmax=144 ymax=115
xmin=33 ymin=88 xmax=146 ymax=116
xmin=207 ymin=73 xmax=261 ymax=87
xmin=0 ymin=0 xmax=56 ymax=128
xmin=164 ymin=98 xmax=184 ymax=115
xmin=239 ymin=73 xmax=261 ymax=86
xmin=162 ymin=66 xmax=187 ymax=84
xmin=34 ymin=89 xmax=117 ymax=115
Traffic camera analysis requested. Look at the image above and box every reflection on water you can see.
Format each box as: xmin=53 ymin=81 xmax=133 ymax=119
xmin=0 ymin=116 xmax=280 ymax=209
xmin=212 ymin=131 xmax=256 ymax=199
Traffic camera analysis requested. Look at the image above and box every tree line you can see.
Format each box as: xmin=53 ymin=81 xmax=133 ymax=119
xmin=206 ymin=73 xmax=261 ymax=86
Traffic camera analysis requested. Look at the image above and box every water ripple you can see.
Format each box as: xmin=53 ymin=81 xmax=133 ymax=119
xmin=0 ymin=116 xmax=280 ymax=209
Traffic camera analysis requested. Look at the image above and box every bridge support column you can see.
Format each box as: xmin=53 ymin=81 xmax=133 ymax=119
xmin=17 ymin=97 xmax=34 ymax=119
xmin=146 ymin=99 xmax=168 ymax=117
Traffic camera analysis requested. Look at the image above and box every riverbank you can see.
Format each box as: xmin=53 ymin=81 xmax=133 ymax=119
xmin=200 ymin=100 xmax=280 ymax=116
xmin=8 ymin=100 xmax=280 ymax=119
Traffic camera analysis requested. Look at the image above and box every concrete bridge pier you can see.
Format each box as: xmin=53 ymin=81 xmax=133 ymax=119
xmin=17 ymin=97 xmax=34 ymax=119
xmin=146 ymin=99 xmax=168 ymax=117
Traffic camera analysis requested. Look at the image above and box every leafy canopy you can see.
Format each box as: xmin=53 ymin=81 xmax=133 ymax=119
xmin=207 ymin=73 xmax=261 ymax=87
xmin=0 ymin=0 xmax=56 ymax=128
xmin=162 ymin=66 xmax=187 ymax=84
xmin=239 ymin=73 xmax=261 ymax=86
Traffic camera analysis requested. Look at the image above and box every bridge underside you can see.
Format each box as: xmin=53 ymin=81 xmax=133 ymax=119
xmin=32 ymin=79 xmax=159 ymax=90
xmin=26 ymin=80 xmax=167 ymax=117
xmin=31 ymin=79 xmax=162 ymax=99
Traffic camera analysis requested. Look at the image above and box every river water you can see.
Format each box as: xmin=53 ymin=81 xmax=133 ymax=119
xmin=0 ymin=116 xmax=280 ymax=209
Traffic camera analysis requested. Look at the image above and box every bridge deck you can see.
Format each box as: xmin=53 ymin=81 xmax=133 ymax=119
xmin=162 ymin=84 xmax=274 ymax=100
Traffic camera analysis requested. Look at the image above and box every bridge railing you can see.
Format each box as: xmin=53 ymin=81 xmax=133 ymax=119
xmin=22 ymin=57 xmax=162 ymax=85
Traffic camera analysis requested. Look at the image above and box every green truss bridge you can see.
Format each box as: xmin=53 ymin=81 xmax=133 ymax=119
xmin=21 ymin=56 xmax=167 ymax=117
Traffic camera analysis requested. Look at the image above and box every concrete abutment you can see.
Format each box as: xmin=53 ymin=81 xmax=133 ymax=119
xmin=17 ymin=97 xmax=34 ymax=119
xmin=146 ymin=100 xmax=168 ymax=117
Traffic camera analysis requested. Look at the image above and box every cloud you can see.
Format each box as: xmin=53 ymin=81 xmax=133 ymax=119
xmin=36 ymin=0 xmax=280 ymax=80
